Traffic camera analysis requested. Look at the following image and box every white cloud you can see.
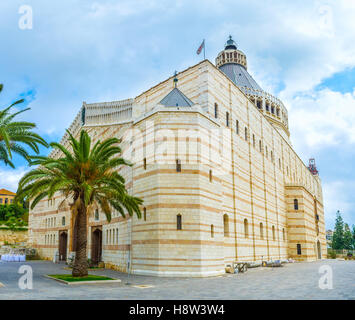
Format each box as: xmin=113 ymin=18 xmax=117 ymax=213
xmin=323 ymin=180 xmax=355 ymax=228
xmin=0 ymin=166 xmax=29 ymax=193
xmin=288 ymin=88 xmax=355 ymax=150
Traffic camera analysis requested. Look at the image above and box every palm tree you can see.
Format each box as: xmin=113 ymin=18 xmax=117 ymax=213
xmin=16 ymin=130 xmax=143 ymax=277
xmin=0 ymin=84 xmax=48 ymax=167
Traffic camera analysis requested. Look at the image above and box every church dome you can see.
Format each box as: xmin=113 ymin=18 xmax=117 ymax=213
xmin=219 ymin=63 xmax=263 ymax=92
xmin=215 ymin=36 xmax=290 ymax=139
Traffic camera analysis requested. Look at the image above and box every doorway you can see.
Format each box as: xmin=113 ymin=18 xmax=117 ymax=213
xmin=91 ymin=227 xmax=102 ymax=266
xmin=59 ymin=231 xmax=68 ymax=261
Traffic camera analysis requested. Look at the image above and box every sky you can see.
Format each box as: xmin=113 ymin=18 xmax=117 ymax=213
xmin=0 ymin=0 xmax=354 ymax=229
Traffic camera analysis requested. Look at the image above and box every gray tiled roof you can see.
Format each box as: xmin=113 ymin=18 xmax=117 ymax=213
xmin=160 ymin=88 xmax=194 ymax=107
xmin=219 ymin=63 xmax=262 ymax=91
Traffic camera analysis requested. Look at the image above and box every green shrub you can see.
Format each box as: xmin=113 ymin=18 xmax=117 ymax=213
xmin=328 ymin=250 xmax=337 ymax=259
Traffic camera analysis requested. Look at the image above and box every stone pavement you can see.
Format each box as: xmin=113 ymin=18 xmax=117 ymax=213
xmin=0 ymin=259 xmax=354 ymax=300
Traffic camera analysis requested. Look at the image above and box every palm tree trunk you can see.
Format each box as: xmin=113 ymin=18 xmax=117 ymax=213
xmin=72 ymin=204 xmax=88 ymax=277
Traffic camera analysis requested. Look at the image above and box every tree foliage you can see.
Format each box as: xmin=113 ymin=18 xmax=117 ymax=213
xmin=331 ymin=210 xmax=355 ymax=250
xmin=0 ymin=83 xmax=48 ymax=167
xmin=0 ymin=203 xmax=27 ymax=222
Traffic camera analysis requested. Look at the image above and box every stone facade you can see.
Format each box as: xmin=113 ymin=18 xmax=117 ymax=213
xmin=28 ymin=41 xmax=326 ymax=277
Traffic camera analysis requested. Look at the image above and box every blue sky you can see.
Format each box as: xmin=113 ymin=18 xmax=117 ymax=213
xmin=0 ymin=0 xmax=355 ymax=229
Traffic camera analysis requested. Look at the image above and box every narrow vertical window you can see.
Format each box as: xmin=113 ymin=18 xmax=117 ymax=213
xmin=214 ymin=103 xmax=218 ymax=119
xmin=223 ymin=214 xmax=229 ymax=237
xmin=244 ymin=127 xmax=248 ymax=141
xmin=177 ymin=214 xmax=182 ymax=230
xmin=244 ymin=219 xmax=249 ymax=238
xmin=260 ymin=222 xmax=264 ymax=239
xmin=226 ymin=112 xmax=229 ymax=127
xmin=211 ymin=225 xmax=214 ymax=238
xmin=297 ymin=243 xmax=302 ymax=255
xmin=259 ymin=140 xmax=262 ymax=152
xmin=95 ymin=209 xmax=99 ymax=221
xmin=272 ymin=225 xmax=276 ymax=241
xmin=283 ymin=228 xmax=285 ymax=241
xmin=294 ymin=199 xmax=299 ymax=210
xmin=252 ymin=134 xmax=255 ymax=147
xmin=236 ymin=120 xmax=239 ymax=134
xmin=279 ymin=158 xmax=281 ymax=169
xmin=209 ymin=170 xmax=212 ymax=182
xmin=265 ymin=146 xmax=268 ymax=158
xmin=143 ymin=158 xmax=147 ymax=170
xmin=176 ymin=159 xmax=181 ymax=172
xmin=62 ymin=216 xmax=65 ymax=226
xmin=144 ymin=207 xmax=147 ymax=221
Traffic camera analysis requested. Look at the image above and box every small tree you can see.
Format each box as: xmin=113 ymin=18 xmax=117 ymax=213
xmin=17 ymin=130 xmax=143 ymax=277
xmin=331 ymin=210 xmax=344 ymax=250
xmin=344 ymin=224 xmax=353 ymax=250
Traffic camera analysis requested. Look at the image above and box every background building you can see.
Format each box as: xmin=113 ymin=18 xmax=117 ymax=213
xmin=28 ymin=37 xmax=326 ymax=277
xmin=0 ymin=189 xmax=16 ymax=205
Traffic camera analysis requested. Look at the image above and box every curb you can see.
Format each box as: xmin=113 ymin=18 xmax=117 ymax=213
xmin=44 ymin=275 xmax=121 ymax=286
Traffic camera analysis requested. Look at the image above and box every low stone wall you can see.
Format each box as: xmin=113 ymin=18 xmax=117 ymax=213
xmin=0 ymin=228 xmax=28 ymax=245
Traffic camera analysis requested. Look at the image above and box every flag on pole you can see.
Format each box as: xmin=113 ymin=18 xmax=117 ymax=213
xmin=196 ymin=39 xmax=205 ymax=55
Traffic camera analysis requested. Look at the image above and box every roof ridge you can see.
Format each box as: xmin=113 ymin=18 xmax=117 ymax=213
xmin=160 ymin=87 xmax=194 ymax=107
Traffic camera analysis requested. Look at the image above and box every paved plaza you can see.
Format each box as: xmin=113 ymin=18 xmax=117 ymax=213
xmin=0 ymin=259 xmax=354 ymax=300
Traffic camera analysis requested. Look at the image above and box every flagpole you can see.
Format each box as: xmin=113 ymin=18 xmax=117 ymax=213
xmin=204 ymin=39 xmax=206 ymax=60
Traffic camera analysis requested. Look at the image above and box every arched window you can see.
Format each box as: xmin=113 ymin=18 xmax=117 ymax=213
xmin=112 ymin=229 xmax=116 ymax=244
xmin=226 ymin=112 xmax=229 ymax=127
xmin=62 ymin=216 xmax=65 ymax=226
xmin=214 ymin=103 xmax=218 ymax=119
xmin=177 ymin=214 xmax=182 ymax=230
xmin=294 ymin=199 xmax=299 ymax=210
xmin=223 ymin=214 xmax=229 ymax=237
xmin=260 ymin=222 xmax=264 ymax=239
xmin=282 ymin=228 xmax=285 ymax=241
xmin=236 ymin=120 xmax=239 ymax=134
xmin=209 ymin=170 xmax=212 ymax=183
xmin=244 ymin=219 xmax=249 ymax=238
xmin=244 ymin=127 xmax=248 ymax=141
xmin=143 ymin=158 xmax=147 ymax=170
xmin=272 ymin=225 xmax=276 ymax=241
xmin=143 ymin=207 xmax=147 ymax=221
xmin=116 ymin=228 xmax=119 ymax=244
xmin=252 ymin=134 xmax=255 ymax=147
xmin=211 ymin=225 xmax=214 ymax=238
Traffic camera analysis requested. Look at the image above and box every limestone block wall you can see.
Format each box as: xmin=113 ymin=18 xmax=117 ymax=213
xmin=0 ymin=228 xmax=28 ymax=245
